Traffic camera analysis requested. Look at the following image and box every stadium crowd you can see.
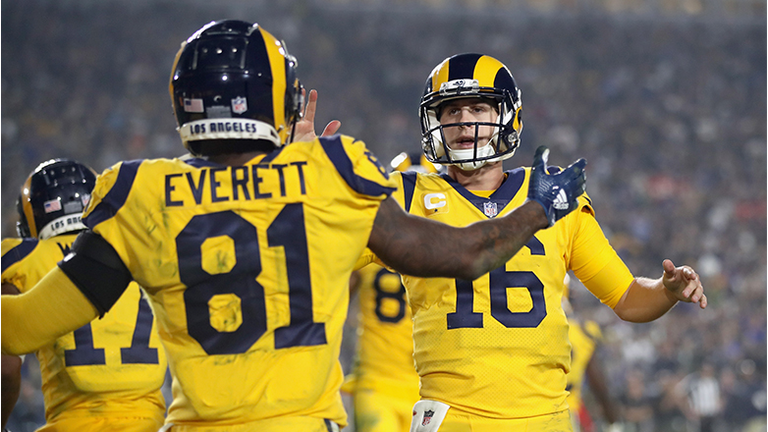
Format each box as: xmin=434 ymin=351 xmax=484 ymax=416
xmin=2 ymin=1 xmax=765 ymax=431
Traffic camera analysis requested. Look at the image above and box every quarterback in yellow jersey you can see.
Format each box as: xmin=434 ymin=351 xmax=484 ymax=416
xmin=2 ymin=159 xmax=167 ymax=432
xmin=357 ymin=53 xmax=707 ymax=432
xmin=2 ymin=22 xmax=589 ymax=432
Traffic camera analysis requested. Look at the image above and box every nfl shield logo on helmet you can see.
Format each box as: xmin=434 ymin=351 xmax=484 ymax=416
xmin=483 ymin=202 xmax=498 ymax=218
xmin=422 ymin=410 xmax=435 ymax=426
xmin=231 ymin=96 xmax=248 ymax=114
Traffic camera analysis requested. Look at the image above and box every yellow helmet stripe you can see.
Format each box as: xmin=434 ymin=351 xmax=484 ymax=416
xmin=168 ymin=40 xmax=187 ymax=106
xmin=431 ymin=59 xmax=451 ymax=92
xmin=473 ymin=55 xmax=503 ymax=88
xmin=260 ymin=27 xmax=287 ymax=141
xmin=20 ymin=176 xmax=37 ymax=238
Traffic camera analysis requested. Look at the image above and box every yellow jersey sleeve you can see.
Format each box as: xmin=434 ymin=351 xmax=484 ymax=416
xmin=568 ymin=202 xmax=634 ymax=308
xmin=1 ymin=233 xmax=166 ymax=423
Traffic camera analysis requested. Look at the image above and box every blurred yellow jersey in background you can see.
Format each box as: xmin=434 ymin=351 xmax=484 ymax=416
xmin=1 ymin=233 xmax=167 ymax=431
xmin=344 ymin=263 xmax=420 ymax=432
xmin=566 ymin=318 xmax=602 ymax=414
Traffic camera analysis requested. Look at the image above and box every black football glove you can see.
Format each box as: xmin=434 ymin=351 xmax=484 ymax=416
xmin=526 ymin=145 xmax=587 ymax=227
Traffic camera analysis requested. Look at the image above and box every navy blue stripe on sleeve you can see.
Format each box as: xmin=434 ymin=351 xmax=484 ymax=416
xmin=320 ymin=136 xmax=396 ymax=197
xmin=259 ymin=146 xmax=283 ymax=164
xmin=399 ymin=172 xmax=418 ymax=213
xmin=83 ymin=160 xmax=142 ymax=229
xmin=1 ymin=238 xmax=38 ymax=272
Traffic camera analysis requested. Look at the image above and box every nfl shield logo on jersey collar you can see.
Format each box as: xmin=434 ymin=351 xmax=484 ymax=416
xmin=483 ymin=201 xmax=498 ymax=218
xmin=422 ymin=410 xmax=434 ymax=426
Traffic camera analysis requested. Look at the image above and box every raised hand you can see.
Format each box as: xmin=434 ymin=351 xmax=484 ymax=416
xmin=292 ymin=89 xmax=341 ymax=143
xmin=662 ymin=259 xmax=707 ymax=308
xmin=526 ymin=145 xmax=587 ymax=227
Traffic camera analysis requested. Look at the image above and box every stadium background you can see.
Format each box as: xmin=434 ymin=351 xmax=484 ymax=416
xmin=1 ymin=0 xmax=765 ymax=430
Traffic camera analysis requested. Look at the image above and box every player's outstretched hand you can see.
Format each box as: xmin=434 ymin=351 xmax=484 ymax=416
xmin=661 ymin=259 xmax=707 ymax=308
xmin=526 ymin=145 xmax=587 ymax=227
xmin=292 ymin=89 xmax=341 ymax=143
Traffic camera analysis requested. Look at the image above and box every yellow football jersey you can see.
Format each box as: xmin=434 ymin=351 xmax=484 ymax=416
xmin=348 ymin=263 xmax=420 ymax=432
xmin=1 ymin=233 xmax=167 ymax=429
xmin=361 ymin=169 xmax=634 ymax=419
xmin=351 ymin=263 xmax=420 ymax=391
xmin=565 ymin=318 xmax=602 ymax=414
xmin=80 ymin=135 xmax=395 ymax=428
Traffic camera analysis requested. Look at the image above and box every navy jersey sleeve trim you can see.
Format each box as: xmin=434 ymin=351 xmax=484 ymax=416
xmin=259 ymin=146 xmax=283 ymax=164
xmin=183 ymin=158 xmax=221 ymax=168
xmin=1 ymin=239 xmax=39 ymax=272
xmin=82 ymin=160 xmax=143 ymax=229
xmin=320 ymin=136 xmax=396 ymax=197
xmin=399 ymin=172 xmax=418 ymax=213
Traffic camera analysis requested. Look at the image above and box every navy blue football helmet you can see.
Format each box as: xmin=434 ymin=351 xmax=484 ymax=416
xmin=170 ymin=20 xmax=303 ymax=155
xmin=16 ymin=159 xmax=97 ymax=240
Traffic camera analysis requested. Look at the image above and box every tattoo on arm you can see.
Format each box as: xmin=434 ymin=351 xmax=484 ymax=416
xmin=369 ymin=197 xmax=547 ymax=279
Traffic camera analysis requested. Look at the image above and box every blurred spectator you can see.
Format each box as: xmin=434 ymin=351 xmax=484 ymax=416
xmin=677 ymin=360 xmax=722 ymax=432
xmin=649 ymin=370 xmax=688 ymax=432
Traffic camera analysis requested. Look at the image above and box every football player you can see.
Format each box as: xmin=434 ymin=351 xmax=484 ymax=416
xmin=342 ymin=153 xmax=441 ymax=432
xmin=2 ymin=159 xmax=167 ymax=432
xmin=2 ymin=22 xmax=586 ymax=432
xmin=562 ymin=276 xmax=622 ymax=432
xmin=343 ymin=263 xmax=419 ymax=432
xmin=356 ymin=53 xmax=706 ymax=432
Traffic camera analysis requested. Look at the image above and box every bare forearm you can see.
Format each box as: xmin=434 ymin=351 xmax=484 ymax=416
xmin=613 ymin=277 xmax=678 ymax=323
xmin=370 ymin=198 xmax=547 ymax=279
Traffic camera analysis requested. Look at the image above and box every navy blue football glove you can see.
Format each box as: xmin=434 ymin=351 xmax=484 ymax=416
xmin=526 ymin=145 xmax=587 ymax=227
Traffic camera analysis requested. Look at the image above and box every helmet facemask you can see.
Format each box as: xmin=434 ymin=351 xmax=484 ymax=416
xmin=421 ymin=88 xmax=521 ymax=171
xmin=419 ymin=54 xmax=523 ymax=171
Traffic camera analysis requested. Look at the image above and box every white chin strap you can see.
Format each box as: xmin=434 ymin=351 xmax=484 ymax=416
xmin=448 ymin=142 xmax=496 ymax=171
